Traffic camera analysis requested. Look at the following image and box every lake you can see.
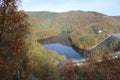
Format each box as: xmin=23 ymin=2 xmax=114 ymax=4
xmin=43 ymin=43 xmax=83 ymax=60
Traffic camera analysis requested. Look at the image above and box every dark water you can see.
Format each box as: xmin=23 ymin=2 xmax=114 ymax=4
xmin=39 ymin=33 xmax=71 ymax=46
xmin=43 ymin=43 xmax=83 ymax=59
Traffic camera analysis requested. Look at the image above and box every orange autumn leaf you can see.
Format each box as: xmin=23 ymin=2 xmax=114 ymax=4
xmin=12 ymin=52 xmax=17 ymax=57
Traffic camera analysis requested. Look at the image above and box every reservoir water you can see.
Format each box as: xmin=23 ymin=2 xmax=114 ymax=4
xmin=43 ymin=43 xmax=83 ymax=60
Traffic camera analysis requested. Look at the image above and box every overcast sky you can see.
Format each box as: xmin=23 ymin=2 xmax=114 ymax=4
xmin=21 ymin=0 xmax=120 ymax=16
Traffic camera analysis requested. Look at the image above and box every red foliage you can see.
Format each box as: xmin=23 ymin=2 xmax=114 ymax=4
xmin=0 ymin=0 xmax=28 ymax=79
xmin=58 ymin=58 xmax=120 ymax=80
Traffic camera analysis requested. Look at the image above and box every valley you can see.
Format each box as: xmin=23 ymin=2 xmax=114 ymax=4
xmin=1 ymin=0 xmax=120 ymax=79
xmin=25 ymin=11 xmax=120 ymax=80
xmin=27 ymin=10 xmax=120 ymax=57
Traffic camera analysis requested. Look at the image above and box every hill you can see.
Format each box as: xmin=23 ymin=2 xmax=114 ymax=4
xmin=112 ymin=16 xmax=120 ymax=23
xmin=26 ymin=11 xmax=120 ymax=53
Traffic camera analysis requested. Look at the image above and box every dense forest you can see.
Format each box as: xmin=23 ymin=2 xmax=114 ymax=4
xmin=27 ymin=11 xmax=120 ymax=54
xmin=0 ymin=0 xmax=120 ymax=80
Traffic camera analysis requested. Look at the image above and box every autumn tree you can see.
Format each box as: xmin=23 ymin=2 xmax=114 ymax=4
xmin=0 ymin=0 xmax=29 ymax=80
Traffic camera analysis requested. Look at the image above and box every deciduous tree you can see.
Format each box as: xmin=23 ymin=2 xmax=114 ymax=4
xmin=0 ymin=0 xmax=29 ymax=79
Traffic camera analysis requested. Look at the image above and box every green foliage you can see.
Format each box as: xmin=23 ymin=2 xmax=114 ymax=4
xmin=26 ymin=11 xmax=120 ymax=50
xmin=25 ymin=11 xmax=120 ymax=80
xmin=69 ymin=19 xmax=120 ymax=50
xmin=0 ymin=1 xmax=65 ymax=80
xmin=25 ymin=26 xmax=66 ymax=79
xmin=106 ymin=39 xmax=119 ymax=51
xmin=27 ymin=12 xmax=61 ymax=39
xmin=26 ymin=11 xmax=57 ymax=19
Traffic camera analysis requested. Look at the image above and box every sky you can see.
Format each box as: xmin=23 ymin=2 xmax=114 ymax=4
xmin=21 ymin=0 xmax=120 ymax=16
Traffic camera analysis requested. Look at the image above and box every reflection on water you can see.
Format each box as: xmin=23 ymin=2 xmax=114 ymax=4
xmin=43 ymin=43 xmax=83 ymax=60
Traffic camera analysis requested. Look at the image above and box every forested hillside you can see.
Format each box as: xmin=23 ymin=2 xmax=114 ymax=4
xmin=0 ymin=1 xmax=65 ymax=80
xmin=1 ymin=0 xmax=120 ymax=80
xmin=26 ymin=11 xmax=120 ymax=50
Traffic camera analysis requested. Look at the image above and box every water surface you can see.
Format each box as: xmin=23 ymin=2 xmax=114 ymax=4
xmin=43 ymin=43 xmax=83 ymax=59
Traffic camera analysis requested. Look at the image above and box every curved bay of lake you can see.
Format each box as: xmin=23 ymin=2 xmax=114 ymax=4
xmin=39 ymin=33 xmax=83 ymax=60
